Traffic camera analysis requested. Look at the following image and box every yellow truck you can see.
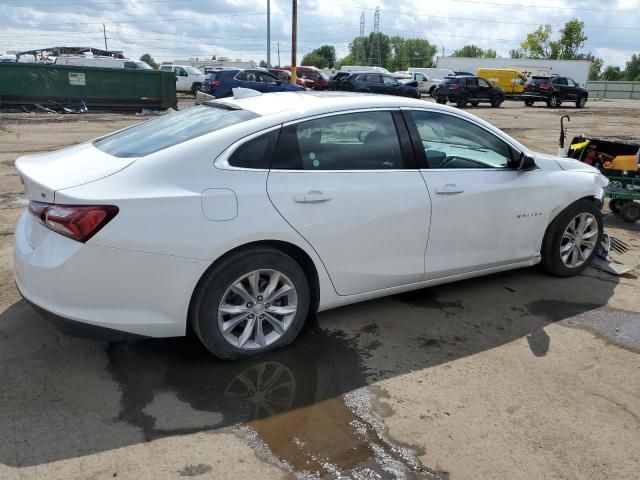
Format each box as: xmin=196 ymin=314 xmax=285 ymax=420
xmin=476 ymin=68 xmax=528 ymax=97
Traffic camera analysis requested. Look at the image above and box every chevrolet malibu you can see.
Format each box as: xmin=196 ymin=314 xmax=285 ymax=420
xmin=14 ymin=91 xmax=608 ymax=359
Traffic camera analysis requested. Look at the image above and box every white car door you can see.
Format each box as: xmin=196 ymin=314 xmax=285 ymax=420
xmin=414 ymin=73 xmax=428 ymax=93
xmin=403 ymin=109 xmax=551 ymax=280
xmin=267 ymin=110 xmax=431 ymax=296
xmin=175 ymin=67 xmax=190 ymax=91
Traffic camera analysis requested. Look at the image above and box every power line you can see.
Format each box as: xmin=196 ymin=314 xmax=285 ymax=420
xmin=0 ymin=0 xmax=191 ymax=7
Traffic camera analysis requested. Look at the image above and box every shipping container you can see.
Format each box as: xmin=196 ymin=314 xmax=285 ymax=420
xmin=0 ymin=62 xmax=177 ymax=110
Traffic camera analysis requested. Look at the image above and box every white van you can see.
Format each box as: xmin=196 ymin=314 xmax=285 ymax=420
xmin=339 ymin=65 xmax=390 ymax=74
xmin=159 ymin=64 xmax=207 ymax=96
xmin=55 ymin=55 xmax=152 ymax=70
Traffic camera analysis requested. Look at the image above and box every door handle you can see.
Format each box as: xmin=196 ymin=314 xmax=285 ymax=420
xmin=293 ymin=191 xmax=333 ymax=203
xmin=434 ymin=184 xmax=464 ymax=195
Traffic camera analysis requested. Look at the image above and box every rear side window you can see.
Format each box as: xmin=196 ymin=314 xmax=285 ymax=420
xmin=208 ymin=70 xmax=237 ymax=81
xmin=527 ymin=76 xmax=549 ymax=85
xmin=94 ymin=105 xmax=259 ymax=158
xmin=228 ymin=130 xmax=279 ymax=169
xmin=272 ymin=111 xmax=405 ymax=170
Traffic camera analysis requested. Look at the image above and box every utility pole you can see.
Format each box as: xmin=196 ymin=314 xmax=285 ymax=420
xmin=277 ymin=40 xmax=281 ymax=67
xmin=291 ymin=0 xmax=297 ymax=84
xmin=267 ymin=0 xmax=271 ymax=67
xmin=442 ymin=46 xmax=445 ymax=58
xmin=102 ymin=23 xmax=108 ymax=51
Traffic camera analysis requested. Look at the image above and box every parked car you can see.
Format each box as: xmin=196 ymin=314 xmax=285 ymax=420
xmin=15 ymin=92 xmax=608 ymax=359
xmin=521 ymin=75 xmax=588 ymax=108
xmin=393 ymin=71 xmax=441 ymax=97
xmin=338 ymin=72 xmax=420 ymax=98
xmin=476 ymin=68 xmax=528 ymax=97
xmin=200 ymin=68 xmax=304 ymax=97
xmin=268 ymin=68 xmax=310 ymax=89
xmin=56 ymin=55 xmax=152 ymax=70
xmin=284 ymin=66 xmax=330 ymax=90
xmin=435 ymin=75 xmax=505 ymax=108
xmin=328 ymin=71 xmax=351 ymax=90
xmin=159 ymin=64 xmax=207 ymax=96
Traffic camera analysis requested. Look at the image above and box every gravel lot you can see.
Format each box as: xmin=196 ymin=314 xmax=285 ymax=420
xmin=0 ymin=97 xmax=639 ymax=480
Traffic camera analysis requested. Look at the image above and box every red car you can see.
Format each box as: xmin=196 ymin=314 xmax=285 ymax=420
xmin=268 ymin=68 xmax=311 ymax=89
xmin=283 ymin=66 xmax=330 ymax=90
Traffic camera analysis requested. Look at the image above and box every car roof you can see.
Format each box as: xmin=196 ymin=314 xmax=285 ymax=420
xmin=212 ymin=91 xmax=436 ymax=119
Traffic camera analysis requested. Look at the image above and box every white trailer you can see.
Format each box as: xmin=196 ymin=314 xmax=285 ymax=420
xmin=436 ymin=57 xmax=592 ymax=87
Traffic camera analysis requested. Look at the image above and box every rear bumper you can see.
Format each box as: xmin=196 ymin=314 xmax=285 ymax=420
xmin=14 ymin=211 xmax=209 ymax=338
xmin=521 ymin=93 xmax=549 ymax=101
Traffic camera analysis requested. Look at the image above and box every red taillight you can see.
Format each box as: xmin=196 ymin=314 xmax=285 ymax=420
xmin=209 ymin=80 xmax=222 ymax=87
xmin=538 ymin=83 xmax=551 ymax=89
xmin=28 ymin=201 xmax=119 ymax=243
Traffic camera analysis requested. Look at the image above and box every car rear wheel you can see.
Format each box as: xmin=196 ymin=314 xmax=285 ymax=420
xmin=547 ymin=94 xmax=559 ymax=108
xmin=470 ymin=101 xmax=480 ymax=107
xmin=541 ymin=199 xmax=602 ymax=277
xmin=524 ymin=100 xmax=534 ymax=107
xmin=191 ymin=247 xmax=311 ymax=360
xmin=576 ymin=95 xmax=587 ymax=108
xmin=620 ymin=201 xmax=640 ymax=223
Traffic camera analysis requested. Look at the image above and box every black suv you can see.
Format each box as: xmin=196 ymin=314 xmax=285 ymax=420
xmin=337 ymin=72 xmax=421 ymax=98
xmin=522 ymin=75 xmax=588 ymax=108
xmin=434 ymin=75 xmax=504 ymax=108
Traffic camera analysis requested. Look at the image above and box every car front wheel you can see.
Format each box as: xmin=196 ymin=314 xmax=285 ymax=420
xmin=576 ymin=95 xmax=587 ymax=108
xmin=524 ymin=100 xmax=534 ymax=107
xmin=541 ymin=199 xmax=602 ymax=277
xmin=191 ymin=247 xmax=311 ymax=359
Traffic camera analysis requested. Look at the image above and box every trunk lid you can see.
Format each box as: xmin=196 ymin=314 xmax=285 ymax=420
xmin=15 ymin=142 xmax=135 ymax=203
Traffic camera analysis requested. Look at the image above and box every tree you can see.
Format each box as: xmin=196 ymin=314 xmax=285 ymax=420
xmin=451 ymin=45 xmax=496 ymax=58
xmin=518 ymin=19 xmax=587 ymax=60
xmin=554 ymin=18 xmax=587 ymax=59
xmin=139 ymin=53 xmax=158 ymax=69
xmin=588 ymin=57 xmax=604 ymax=80
xmin=348 ymin=32 xmax=392 ymax=67
xmin=258 ymin=60 xmax=268 ymax=68
xmin=601 ymin=66 xmax=624 ymax=81
xmin=388 ymin=37 xmax=437 ymax=71
xmin=510 ymin=48 xmax=525 ymax=59
xmin=310 ymin=45 xmax=336 ymax=68
xmin=624 ymin=53 xmax=640 ymax=81
xmin=520 ymin=24 xmax=553 ymax=58
xmin=300 ymin=52 xmax=328 ymax=69
xmin=335 ymin=54 xmax=354 ymax=69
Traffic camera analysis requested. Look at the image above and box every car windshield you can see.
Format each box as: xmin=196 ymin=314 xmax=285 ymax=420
xmin=186 ymin=66 xmax=203 ymax=75
xmin=135 ymin=61 xmax=153 ymax=70
xmin=93 ymin=105 xmax=259 ymax=158
xmin=317 ymin=70 xmax=329 ymax=81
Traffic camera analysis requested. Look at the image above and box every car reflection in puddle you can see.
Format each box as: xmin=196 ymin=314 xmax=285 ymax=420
xmin=107 ymin=325 xmax=437 ymax=479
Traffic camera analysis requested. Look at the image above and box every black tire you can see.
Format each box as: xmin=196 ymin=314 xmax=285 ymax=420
xmin=436 ymin=96 xmax=447 ymax=104
xmin=576 ymin=95 xmax=587 ymax=108
xmin=547 ymin=94 xmax=559 ymax=108
xmin=524 ymin=99 xmax=534 ymax=107
xmin=456 ymin=95 xmax=467 ymax=108
xmin=609 ymin=198 xmax=627 ymax=213
xmin=190 ymin=247 xmax=311 ymax=360
xmin=491 ymin=95 xmax=503 ymax=108
xmin=541 ymin=199 xmax=603 ymax=277
xmin=190 ymin=83 xmax=201 ymax=97
xmin=429 ymin=86 xmax=437 ymax=98
xmin=620 ymin=201 xmax=640 ymax=223
xmin=470 ymin=101 xmax=480 ymax=107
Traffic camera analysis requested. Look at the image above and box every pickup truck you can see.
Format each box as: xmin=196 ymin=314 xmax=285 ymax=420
xmin=392 ymin=71 xmax=441 ymax=97
xmin=159 ymin=64 xmax=207 ymax=96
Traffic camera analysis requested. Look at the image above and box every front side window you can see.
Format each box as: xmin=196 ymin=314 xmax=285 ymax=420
xmin=478 ymin=78 xmax=491 ymax=88
xmin=409 ymin=111 xmax=515 ymax=169
xmin=382 ymin=75 xmax=396 ymax=85
xmin=566 ymin=78 xmax=577 ymax=87
xmin=258 ymin=72 xmax=277 ymax=83
xmin=272 ymin=111 xmax=404 ymax=170
xmin=94 ymin=105 xmax=259 ymax=158
xmin=415 ymin=73 xmax=426 ymax=81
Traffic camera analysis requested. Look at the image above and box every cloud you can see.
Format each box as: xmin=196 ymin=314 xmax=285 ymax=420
xmin=0 ymin=0 xmax=637 ymax=67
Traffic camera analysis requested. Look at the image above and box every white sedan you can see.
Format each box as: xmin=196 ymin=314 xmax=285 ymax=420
xmin=14 ymin=91 xmax=608 ymax=359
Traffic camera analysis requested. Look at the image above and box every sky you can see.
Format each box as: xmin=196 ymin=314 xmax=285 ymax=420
xmin=0 ymin=0 xmax=638 ymax=68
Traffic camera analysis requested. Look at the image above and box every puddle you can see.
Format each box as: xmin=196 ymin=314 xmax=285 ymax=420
xmin=108 ymin=327 xmax=440 ymax=479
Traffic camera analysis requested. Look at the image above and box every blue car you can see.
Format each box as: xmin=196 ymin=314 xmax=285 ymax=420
xmin=200 ymin=68 xmax=304 ymax=98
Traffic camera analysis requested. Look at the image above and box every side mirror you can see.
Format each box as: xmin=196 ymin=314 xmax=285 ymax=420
xmin=518 ymin=152 xmax=537 ymax=170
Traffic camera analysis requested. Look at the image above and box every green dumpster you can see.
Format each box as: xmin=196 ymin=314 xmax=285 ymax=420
xmin=0 ymin=62 xmax=177 ymax=110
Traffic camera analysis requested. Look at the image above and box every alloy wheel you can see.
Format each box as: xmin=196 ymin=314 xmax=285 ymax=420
xmin=559 ymin=212 xmax=599 ymax=268
xmin=217 ymin=269 xmax=298 ymax=350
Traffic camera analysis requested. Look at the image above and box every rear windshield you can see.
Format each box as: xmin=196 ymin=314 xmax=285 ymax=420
xmin=527 ymin=76 xmax=549 ymax=84
xmin=442 ymin=77 xmax=459 ymax=83
xmin=207 ymin=70 xmax=237 ymax=81
xmin=93 ymin=105 xmax=258 ymax=158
